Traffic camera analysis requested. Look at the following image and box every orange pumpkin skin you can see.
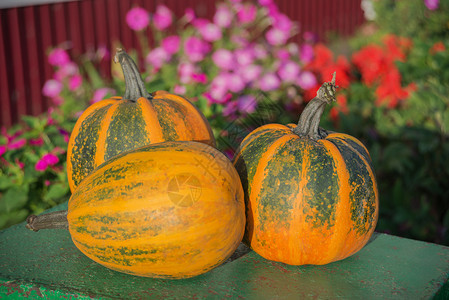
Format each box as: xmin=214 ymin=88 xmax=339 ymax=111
xmin=67 ymin=50 xmax=215 ymax=192
xmin=232 ymin=75 xmax=379 ymax=265
xmin=67 ymin=141 xmax=245 ymax=279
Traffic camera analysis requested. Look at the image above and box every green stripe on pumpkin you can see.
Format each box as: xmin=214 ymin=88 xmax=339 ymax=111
xmin=152 ymin=100 xmax=180 ymax=141
xmin=104 ymin=101 xmax=151 ymax=161
xmin=328 ymin=138 xmax=377 ymax=235
xmin=70 ymin=105 xmax=111 ymax=187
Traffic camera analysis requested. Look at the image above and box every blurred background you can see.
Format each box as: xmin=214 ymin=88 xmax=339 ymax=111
xmin=1 ymin=0 xmax=448 ymax=245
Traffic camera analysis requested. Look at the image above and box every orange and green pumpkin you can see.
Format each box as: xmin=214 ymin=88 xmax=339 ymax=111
xmin=232 ymin=73 xmax=379 ymax=265
xmin=28 ymin=141 xmax=245 ymax=279
xmin=67 ymin=49 xmax=215 ymax=192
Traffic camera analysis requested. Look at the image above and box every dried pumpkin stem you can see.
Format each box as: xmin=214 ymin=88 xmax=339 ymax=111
xmin=114 ymin=48 xmax=152 ymax=101
xmin=292 ymin=72 xmax=338 ymax=141
xmin=26 ymin=210 xmax=69 ymax=232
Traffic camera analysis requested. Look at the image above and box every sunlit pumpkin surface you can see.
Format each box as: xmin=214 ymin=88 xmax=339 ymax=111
xmin=67 ymin=91 xmax=215 ymax=192
xmin=233 ymin=123 xmax=379 ymax=265
xmin=67 ymin=141 xmax=245 ymax=278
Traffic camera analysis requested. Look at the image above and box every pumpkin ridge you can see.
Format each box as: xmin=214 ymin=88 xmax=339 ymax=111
xmin=249 ymin=134 xmax=297 ymax=251
xmin=94 ymin=102 xmax=119 ymax=167
xmin=317 ymin=139 xmax=353 ymax=263
xmin=326 ymin=133 xmax=371 ymax=161
xmin=137 ymin=98 xmax=164 ymax=143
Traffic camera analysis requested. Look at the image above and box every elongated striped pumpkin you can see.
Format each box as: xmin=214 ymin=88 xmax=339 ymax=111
xmin=67 ymin=49 xmax=215 ymax=192
xmin=27 ymin=141 xmax=245 ymax=279
xmin=233 ymin=73 xmax=378 ymax=265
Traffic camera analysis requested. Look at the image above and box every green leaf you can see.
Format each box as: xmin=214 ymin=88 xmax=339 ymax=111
xmin=0 ymin=176 xmax=14 ymax=189
xmin=0 ymin=209 xmax=29 ymax=230
xmin=44 ymin=183 xmax=69 ymax=202
xmin=0 ymin=185 xmax=29 ymax=213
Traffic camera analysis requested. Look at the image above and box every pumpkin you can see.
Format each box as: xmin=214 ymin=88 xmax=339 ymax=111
xmin=27 ymin=141 xmax=245 ymax=279
xmin=67 ymin=49 xmax=215 ymax=192
xmin=232 ymin=73 xmax=378 ymax=265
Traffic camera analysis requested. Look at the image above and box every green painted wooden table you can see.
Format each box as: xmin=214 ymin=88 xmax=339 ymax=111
xmin=1 ymin=202 xmax=449 ymax=299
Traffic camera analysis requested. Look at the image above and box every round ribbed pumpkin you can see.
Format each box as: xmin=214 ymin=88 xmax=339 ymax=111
xmin=28 ymin=141 xmax=245 ymax=279
xmin=232 ymin=73 xmax=379 ymax=265
xmin=67 ymin=49 xmax=215 ymax=192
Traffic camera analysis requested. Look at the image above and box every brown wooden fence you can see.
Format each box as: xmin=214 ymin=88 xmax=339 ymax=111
xmin=0 ymin=0 xmax=365 ymax=128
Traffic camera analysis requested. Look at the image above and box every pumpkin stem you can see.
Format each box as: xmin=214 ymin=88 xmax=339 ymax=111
xmin=26 ymin=210 xmax=69 ymax=232
xmin=292 ymin=72 xmax=338 ymax=141
xmin=114 ymin=48 xmax=152 ymax=101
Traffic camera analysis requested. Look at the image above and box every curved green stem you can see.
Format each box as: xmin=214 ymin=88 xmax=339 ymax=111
xmin=26 ymin=210 xmax=69 ymax=232
xmin=292 ymin=72 xmax=338 ymax=141
xmin=114 ymin=49 xmax=152 ymax=101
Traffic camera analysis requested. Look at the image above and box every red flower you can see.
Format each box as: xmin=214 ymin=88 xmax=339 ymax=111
xmin=430 ymin=41 xmax=445 ymax=54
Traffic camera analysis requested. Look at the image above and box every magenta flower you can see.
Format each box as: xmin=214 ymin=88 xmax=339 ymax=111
xmin=424 ymin=0 xmax=439 ymax=10
xmin=271 ymin=13 xmax=293 ymax=31
xmin=212 ymin=49 xmax=234 ymax=70
xmin=191 ymin=73 xmax=208 ymax=84
xmin=146 ymin=47 xmax=170 ymax=69
xmin=276 ymin=49 xmax=290 ymax=61
xmin=204 ymin=91 xmax=232 ymax=105
xmin=297 ymin=71 xmax=317 ymax=90
xmin=29 ymin=137 xmax=44 ymax=146
xmin=214 ymin=5 xmax=233 ymax=28
xmin=237 ymin=4 xmax=257 ymax=24
xmin=222 ymin=101 xmax=238 ymax=117
xmin=237 ymin=95 xmax=257 ymax=114
xmin=35 ymin=153 xmax=59 ymax=172
xmin=0 ymin=145 xmax=6 ymax=156
xmin=48 ymin=48 xmax=70 ymax=67
xmin=69 ymin=74 xmax=83 ymax=91
xmin=258 ymin=0 xmax=273 ymax=5
xmin=153 ymin=5 xmax=172 ymax=30
xmin=126 ymin=7 xmax=150 ymax=31
xmin=199 ymin=22 xmax=222 ymax=42
xmin=184 ymin=37 xmax=211 ymax=62
xmin=42 ymin=79 xmax=63 ymax=98
xmin=278 ymin=61 xmax=300 ymax=82
xmin=253 ymin=44 xmax=268 ymax=59
xmin=258 ymin=72 xmax=280 ymax=91
xmin=266 ymin=27 xmax=290 ymax=46
xmin=16 ymin=159 xmax=24 ymax=169
xmin=8 ymin=138 xmax=26 ymax=150
xmin=162 ymin=36 xmax=180 ymax=54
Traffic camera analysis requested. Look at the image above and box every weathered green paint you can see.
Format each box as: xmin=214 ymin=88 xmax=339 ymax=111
xmin=1 ymin=202 xmax=449 ymax=299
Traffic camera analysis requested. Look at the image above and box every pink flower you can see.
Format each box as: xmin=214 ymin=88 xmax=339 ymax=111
xmin=184 ymin=8 xmax=196 ymax=23
xmin=214 ymin=5 xmax=233 ymax=28
xmin=191 ymin=73 xmax=208 ymax=84
xmin=173 ymin=85 xmax=186 ymax=94
xmin=8 ymin=138 xmax=26 ymax=150
xmin=198 ymin=23 xmax=222 ymax=42
xmin=424 ymin=0 xmax=439 ymax=10
xmin=271 ymin=13 xmax=293 ymax=31
xmin=222 ymin=101 xmax=238 ymax=117
xmin=184 ymin=37 xmax=211 ymax=62
xmin=204 ymin=91 xmax=232 ymax=105
xmin=48 ymin=48 xmax=70 ymax=67
xmin=237 ymin=95 xmax=257 ymax=114
xmin=258 ymin=0 xmax=273 ymax=5
xmin=161 ymin=36 xmax=180 ymax=54
xmin=300 ymin=44 xmax=314 ymax=64
xmin=278 ymin=61 xmax=300 ymax=82
xmin=29 ymin=137 xmax=44 ymax=146
xmin=297 ymin=71 xmax=317 ymax=90
xmin=153 ymin=5 xmax=172 ymax=30
xmin=146 ymin=47 xmax=170 ymax=69
xmin=54 ymin=62 xmax=78 ymax=80
xmin=227 ymin=73 xmax=245 ymax=93
xmin=239 ymin=64 xmax=262 ymax=83
xmin=253 ymin=45 xmax=268 ymax=59
xmin=91 ymin=87 xmax=115 ymax=104
xmin=212 ymin=49 xmax=234 ymax=70
xmin=126 ymin=7 xmax=150 ymax=31
xmin=178 ymin=63 xmax=196 ymax=84
xmin=259 ymin=72 xmax=280 ymax=91
xmin=237 ymin=4 xmax=257 ymax=24
xmin=276 ymin=49 xmax=290 ymax=61
xmin=69 ymin=74 xmax=83 ymax=91
xmin=0 ymin=145 xmax=6 ymax=156
xmin=16 ymin=159 xmax=24 ymax=169
xmin=43 ymin=153 xmax=59 ymax=165
xmin=234 ymin=48 xmax=254 ymax=66
xmin=266 ymin=27 xmax=290 ymax=46
xmin=42 ymin=79 xmax=63 ymax=98
xmin=45 ymin=180 xmax=51 ymax=186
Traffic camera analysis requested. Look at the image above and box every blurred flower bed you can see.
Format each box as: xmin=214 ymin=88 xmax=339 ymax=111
xmin=1 ymin=0 xmax=448 ymax=245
